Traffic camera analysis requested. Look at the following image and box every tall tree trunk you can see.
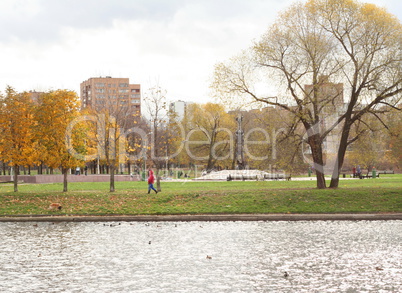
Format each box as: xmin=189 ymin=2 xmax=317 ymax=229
xmin=110 ymin=164 xmax=115 ymax=192
xmin=62 ymin=168 xmax=68 ymax=192
xmin=13 ymin=165 xmax=19 ymax=192
xmin=315 ymin=168 xmax=326 ymax=189
xmin=156 ymin=166 xmax=161 ymax=192
xmin=309 ymin=135 xmax=327 ymax=189
xmin=207 ymin=134 xmax=216 ymax=171
xmin=207 ymin=154 xmax=214 ymax=171
xmin=330 ymin=120 xmax=352 ymax=188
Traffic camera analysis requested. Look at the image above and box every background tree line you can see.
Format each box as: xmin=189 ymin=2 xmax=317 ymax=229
xmin=0 ymin=87 xmax=85 ymax=192
xmin=0 ymin=82 xmax=400 ymax=193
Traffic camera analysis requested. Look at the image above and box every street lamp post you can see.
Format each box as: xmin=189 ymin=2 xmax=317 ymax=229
xmin=235 ymin=114 xmax=245 ymax=170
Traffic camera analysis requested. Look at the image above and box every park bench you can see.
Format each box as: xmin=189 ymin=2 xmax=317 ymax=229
xmin=341 ymin=169 xmax=394 ymax=178
xmin=340 ymin=173 xmax=369 ymax=178
xmin=340 ymin=170 xmax=353 ymax=178
xmin=358 ymin=170 xmax=394 ymax=179
xmin=227 ymin=174 xmax=259 ymax=181
xmin=226 ymin=173 xmax=291 ymax=181
xmin=358 ymin=173 xmax=379 ymax=179
xmin=377 ymin=170 xmax=395 ymax=175
xmin=263 ymin=174 xmax=291 ymax=181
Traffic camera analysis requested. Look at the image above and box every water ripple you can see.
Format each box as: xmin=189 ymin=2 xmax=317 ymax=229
xmin=0 ymin=221 xmax=401 ymax=292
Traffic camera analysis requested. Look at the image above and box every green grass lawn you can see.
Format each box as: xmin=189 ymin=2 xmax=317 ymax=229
xmin=0 ymin=175 xmax=401 ymax=216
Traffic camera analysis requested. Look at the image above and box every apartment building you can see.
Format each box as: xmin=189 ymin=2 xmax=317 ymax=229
xmin=304 ymin=75 xmax=345 ymax=172
xmin=80 ymin=76 xmax=141 ymax=117
xmin=169 ymin=100 xmax=194 ymax=120
xmin=28 ymin=90 xmax=44 ymax=104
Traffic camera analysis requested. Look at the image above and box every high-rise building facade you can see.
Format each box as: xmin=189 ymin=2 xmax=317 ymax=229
xmin=28 ymin=90 xmax=44 ymax=104
xmin=169 ymin=100 xmax=193 ymax=120
xmin=80 ymin=76 xmax=141 ymax=116
xmin=304 ymin=75 xmax=345 ymax=172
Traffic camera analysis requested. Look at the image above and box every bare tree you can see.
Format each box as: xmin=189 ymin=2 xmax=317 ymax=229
xmin=143 ymin=85 xmax=168 ymax=192
xmin=212 ymin=0 xmax=402 ymax=188
xmin=86 ymin=87 xmax=136 ymax=192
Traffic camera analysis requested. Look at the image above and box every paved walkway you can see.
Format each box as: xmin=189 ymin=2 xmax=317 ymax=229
xmin=1 ymin=213 xmax=401 ymax=222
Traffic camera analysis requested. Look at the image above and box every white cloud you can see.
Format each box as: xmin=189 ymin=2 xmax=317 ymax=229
xmin=0 ymin=0 xmax=401 ymax=104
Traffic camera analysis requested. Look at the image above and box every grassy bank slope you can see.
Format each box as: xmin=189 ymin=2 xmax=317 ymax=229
xmin=0 ymin=175 xmax=401 ymax=216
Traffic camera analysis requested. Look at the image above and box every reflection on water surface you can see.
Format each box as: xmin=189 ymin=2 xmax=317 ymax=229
xmin=0 ymin=220 xmax=401 ymax=292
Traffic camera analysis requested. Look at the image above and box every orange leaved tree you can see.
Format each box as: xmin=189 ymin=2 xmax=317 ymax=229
xmin=0 ymin=86 xmax=38 ymax=192
xmin=34 ymin=90 xmax=85 ymax=192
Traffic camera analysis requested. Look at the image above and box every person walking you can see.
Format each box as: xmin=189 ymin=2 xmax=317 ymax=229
xmin=147 ymin=169 xmax=158 ymax=194
xmin=357 ymin=165 xmax=361 ymax=178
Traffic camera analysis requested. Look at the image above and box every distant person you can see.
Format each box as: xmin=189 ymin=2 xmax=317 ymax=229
xmin=147 ymin=169 xmax=158 ymax=194
xmin=75 ymin=166 xmax=80 ymax=175
xmin=84 ymin=166 xmax=88 ymax=176
xmin=352 ymin=166 xmax=356 ymax=177
xmin=357 ymin=165 xmax=361 ymax=177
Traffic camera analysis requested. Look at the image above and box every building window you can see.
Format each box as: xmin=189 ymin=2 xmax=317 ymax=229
xmin=95 ymin=83 xmax=105 ymax=87
xmin=119 ymin=83 xmax=128 ymax=87
xmin=119 ymin=89 xmax=129 ymax=93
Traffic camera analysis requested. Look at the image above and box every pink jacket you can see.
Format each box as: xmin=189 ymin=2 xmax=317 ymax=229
xmin=148 ymin=170 xmax=155 ymax=184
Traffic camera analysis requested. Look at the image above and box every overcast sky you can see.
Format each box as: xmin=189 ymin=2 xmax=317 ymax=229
xmin=1 ymin=0 xmax=401 ymax=104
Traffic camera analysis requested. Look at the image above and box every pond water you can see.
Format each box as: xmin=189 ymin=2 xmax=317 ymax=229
xmin=0 ymin=220 xmax=401 ymax=292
